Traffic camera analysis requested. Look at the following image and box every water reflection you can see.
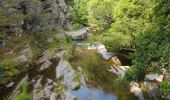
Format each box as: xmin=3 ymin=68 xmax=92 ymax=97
xmin=70 ymin=86 xmax=118 ymax=100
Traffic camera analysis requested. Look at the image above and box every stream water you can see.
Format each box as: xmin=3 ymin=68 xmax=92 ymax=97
xmin=0 ymin=37 xmax=138 ymax=100
xmin=70 ymin=87 xmax=117 ymax=100
xmin=69 ymin=42 xmax=138 ymax=100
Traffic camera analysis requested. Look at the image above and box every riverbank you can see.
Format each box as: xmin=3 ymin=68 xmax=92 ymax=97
xmin=0 ymin=28 xmax=169 ymax=100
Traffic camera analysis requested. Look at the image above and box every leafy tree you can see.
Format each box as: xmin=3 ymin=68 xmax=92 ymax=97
xmin=102 ymin=0 xmax=156 ymax=49
xmin=87 ymin=0 xmax=117 ymax=29
xmin=125 ymin=0 xmax=170 ymax=80
xmin=70 ymin=0 xmax=88 ymax=27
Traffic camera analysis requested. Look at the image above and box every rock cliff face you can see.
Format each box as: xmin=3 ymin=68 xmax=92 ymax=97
xmin=24 ymin=0 xmax=72 ymax=32
xmin=0 ymin=0 xmax=72 ymax=33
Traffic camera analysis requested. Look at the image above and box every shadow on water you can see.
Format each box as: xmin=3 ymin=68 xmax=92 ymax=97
xmin=70 ymin=47 xmax=138 ymax=100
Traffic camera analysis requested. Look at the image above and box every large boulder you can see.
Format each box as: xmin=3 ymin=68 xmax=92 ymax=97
xmin=14 ymin=46 xmax=33 ymax=64
xmin=24 ymin=0 xmax=72 ymax=32
xmin=32 ymin=76 xmax=58 ymax=100
xmin=130 ymin=82 xmax=145 ymax=100
xmin=0 ymin=0 xmax=72 ymax=34
xmin=56 ymin=59 xmax=80 ymax=90
xmin=15 ymin=55 xmax=28 ymax=64
xmin=34 ymin=51 xmax=52 ymax=71
xmin=143 ymin=81 xmax=161 ymax=99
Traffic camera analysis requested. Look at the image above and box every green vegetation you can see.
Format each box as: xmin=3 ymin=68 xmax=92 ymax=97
xmin=70 ymin=0 xmax=170 ymax=82
xmin=72 ymin=84 xmax=80 ymax=90
xmin=87 ymin=0 xmax=116 ymax=29
xmin=125 ymin=0 xmax=170 ymax=80
xmin=0 ymin=0 xmax=170 ymax=99
xmin=69 ymin=1 xmax=170 ymax=98
xmin=48 ymin=37 xmax=75 ymax=60
xmin=14 ymin=82 xmax=30 ymax=100
xmin=0 ymin=58 xmax=19 ymax=84
xmin=160 ymin=81 xmax=170 ymax=99
xmin=73 ymin=96 xmax=78 ymax=100
xmin=70 ymin=0 xmax=88 ymax=27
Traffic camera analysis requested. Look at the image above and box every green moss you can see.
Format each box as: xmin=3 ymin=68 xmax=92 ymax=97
xmin=72 ymin=84 xmax=80 ymax=91
xmin=14 ymin=93 xmax=30 ymax=100
xmin=73 ymin=96 xmax=78 ymax=100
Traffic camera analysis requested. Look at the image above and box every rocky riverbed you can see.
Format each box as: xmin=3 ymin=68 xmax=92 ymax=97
xmin=1 ymin=28 xmax=168 ymax=100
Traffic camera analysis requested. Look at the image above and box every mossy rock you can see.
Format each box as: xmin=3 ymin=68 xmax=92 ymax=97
xmin=72 ymin=84 xmax=80 ymax=91
xmin=73 ymin=96 xmax=78 ymax=100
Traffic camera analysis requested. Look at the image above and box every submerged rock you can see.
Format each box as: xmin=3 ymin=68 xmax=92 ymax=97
xmin=87 ymin=43 xmax=113 ymax=60
xmin=108 ymin=65 xmax=130 ymax=78
xmin=130 ymin=82 xmax=145 ymax=100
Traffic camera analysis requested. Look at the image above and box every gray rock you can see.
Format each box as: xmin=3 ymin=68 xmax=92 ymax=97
xmin=56 ymin=59 xmax=74 ymax=79
xmin=19 ymin=47 xmax=33 ymax=61
xmin=65 ymin=28 xmax=88 ymax=40
xmin=14 ymin=55 xmax=28 ymax=64
xmin=130 ymin=82 xmax=145 ymax=100
xmin=60 ymin=92 xmax=76 ymax=100
xmin=50 ymin=93 xmax=57 ymax=100
xmin=56 ymin=59 xmax=80 ymax=90
xmin=143 ymin=81 xmax=160 ymax=99
xmin=6 ymin=82 xmax=14 ymax=88
xmin=52 ymin=50 xmax=66 ymax=59
xmin=145 ymin=74 xmax=164 ymax=82
xmin=14 ymin=47 xmax=33 ymax=64
xmin=167 ymin=95 xmax=170 ymax=100
xmin=47 ymin=38 xmax=54 ymax=43
xmin=1 ymin=0 xmax=72 ymax=35
xmin=24 ymin=0 xmax=72 ymax=32
xmin=32 ymin=76 xmax=57 ymax=100
xmin=8 ymin=75 xmax=29 ymax=100
xmin=35 ymin=51 xmax=52 ymax=71
xmin=108 ymin=65 xmax=130 ymax=78
xmin=87 ymin=43 xmax=113 ymax=60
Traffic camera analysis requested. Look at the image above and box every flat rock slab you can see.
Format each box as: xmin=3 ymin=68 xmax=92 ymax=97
xmin=56 ymin=59 xmax=80 ymax=90
xmin=65 ymin=28 xmax=88 ymax=38
xmin=145 ymin=74 xmax=164 ymax=82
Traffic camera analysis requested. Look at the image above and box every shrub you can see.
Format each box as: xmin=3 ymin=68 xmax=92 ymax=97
xmin=70 ymin=0 xmax=88 ymax=26
xmin=48 ymin=39 xmax=75 ymax=60
xmin=87 ymin=0 xmax=116 ymax=30
xmin=14 ymin=82 xmax=30 ymax=100
xmin=160 ymin=81 xmax=170 ymax=99
xmin=0 ymin=58 xmax=19 ymax=84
